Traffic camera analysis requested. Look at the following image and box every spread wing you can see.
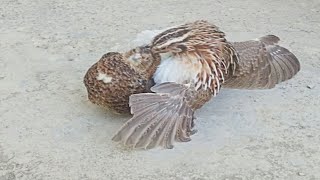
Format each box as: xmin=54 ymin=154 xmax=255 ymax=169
xmin=224 ymin=35 xmax=300 ymax=89
xmin=112 ymin=83 xmax=197 ymax=149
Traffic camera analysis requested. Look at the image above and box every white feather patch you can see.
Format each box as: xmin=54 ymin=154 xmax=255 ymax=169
xmin=96 ymin=73 xmax=112 ymax=83
xmin=153 ymin=54 xmax=200 ymax=85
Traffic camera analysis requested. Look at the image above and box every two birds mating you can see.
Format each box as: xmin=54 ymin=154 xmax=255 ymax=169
xmin=84 ymin=20 xmax=300 ymax=149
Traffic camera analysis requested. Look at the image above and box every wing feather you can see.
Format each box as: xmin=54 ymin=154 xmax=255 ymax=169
xmin=112 ymin=83 xmax=196 ymax=149
xmin=224 ymin=35 xmax=300 ymax=89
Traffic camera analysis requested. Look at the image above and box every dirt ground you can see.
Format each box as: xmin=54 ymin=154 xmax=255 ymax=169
xmin=1 ymin=0 xmax=320 ymax=179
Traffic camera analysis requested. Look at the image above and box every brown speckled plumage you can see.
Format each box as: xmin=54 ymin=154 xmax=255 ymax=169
xmin=83 ymin=46 xmax=160 ymax=114
xmin=111 ymin=20 xmax=300 ymax=149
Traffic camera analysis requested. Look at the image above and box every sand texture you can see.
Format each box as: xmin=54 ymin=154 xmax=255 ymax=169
xmin=0 ymin=0 xmax=320 ymax=179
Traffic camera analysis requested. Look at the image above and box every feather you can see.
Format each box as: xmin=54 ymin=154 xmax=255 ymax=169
xmin=112 ymin=83 xmax=196 ymax=149
xmin=224 ymin=35 xmax=300 ymax=89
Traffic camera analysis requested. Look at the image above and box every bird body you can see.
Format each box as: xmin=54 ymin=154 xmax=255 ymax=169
xmin=84 ymin=20 xmax=300 ymax=149
xmin=112 ymin=20 xmax=300 ymax=149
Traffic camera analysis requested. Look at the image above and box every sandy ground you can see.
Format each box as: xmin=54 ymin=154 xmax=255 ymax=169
xmin=1 ymin=0 xmax=320 ymax=179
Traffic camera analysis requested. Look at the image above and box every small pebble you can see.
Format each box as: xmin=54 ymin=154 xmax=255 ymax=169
xmin=307 ymin=85 xmax=315 ymax=89
xmin=297 ymin=172 xmax=306 ymax=176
